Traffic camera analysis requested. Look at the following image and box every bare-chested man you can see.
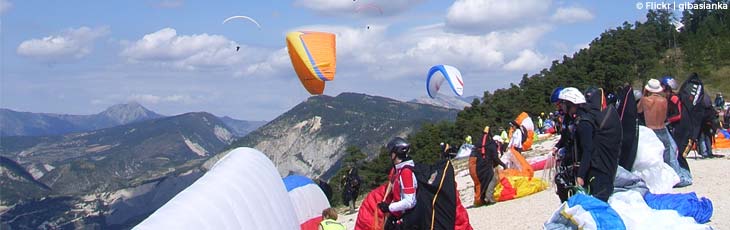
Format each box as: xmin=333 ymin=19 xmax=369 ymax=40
xmin=638 ymin=79 xmax=682 ymax=179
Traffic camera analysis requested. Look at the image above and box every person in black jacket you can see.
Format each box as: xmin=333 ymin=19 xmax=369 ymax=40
xmin=552 ymin=87 xmax=579 ymax=203
xmin=342 ymin=167 xmax=361 ymax=211
xmin=560 ymin=87 xmax=622 ymax=202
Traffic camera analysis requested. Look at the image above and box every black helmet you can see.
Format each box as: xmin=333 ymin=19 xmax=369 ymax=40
xmin=386 ymin=137 xmax=410 ymax=158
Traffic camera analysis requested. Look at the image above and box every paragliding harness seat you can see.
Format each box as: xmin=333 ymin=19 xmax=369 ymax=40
xmin=387 ymin=160 xmax=457 ymax=230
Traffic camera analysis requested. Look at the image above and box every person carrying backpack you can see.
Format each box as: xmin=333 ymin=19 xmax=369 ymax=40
xmin=378 ymin=137 xmax=418 ymax=230
xmin=560 ymin=87 xmax=622 ymax=202
xmin=551 ymin=87 xmax=579 ymax=202
xmin=470 ymin=126 xmax=507 ymax=207
xmin=342 ymin=167 xmax=362 ymax=211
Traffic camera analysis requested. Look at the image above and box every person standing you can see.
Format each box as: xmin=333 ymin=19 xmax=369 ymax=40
xmin=342 ymin=167 xmax=362 ymax=211
xmin=508 ymin=121 xmax=524 ymax=153
xmin=378 ymin=137 xmax=418 ymax=230
xmin=538 ymin=113 xmax=545 ymax=134
xmin=471 ymin=126 xmax=507 ymax=206
xmin=715 ymin=92 xmax=725 ymax=110
xmin=560 ymin=87 xmax=622 ymax=202
xmin=638 ymin=79 xmax=683 ymax=181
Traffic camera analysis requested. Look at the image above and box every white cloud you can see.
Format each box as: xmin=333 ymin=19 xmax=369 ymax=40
xmin=551 ymin=7 xmax=594 ymax=23
xmin=294 ymin=0 xmax=424 ymax=17
xmin=0 ymin=0 xmax=12 ymax=14
xmin=120 ymin=28 xmax=260 ymax=70
xmin=446 ymin=0 xmax=551 ymax=33
xmin=17 ymin=26 xmax=110 ymax=61
xmin=504 ymin=49 xmax=548 ymax=71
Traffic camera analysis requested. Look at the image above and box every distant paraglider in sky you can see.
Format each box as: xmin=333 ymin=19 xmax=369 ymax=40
xmin=286 ymin=31 xmax=337 ymax=95
xmin=354 ymin=3 xmax=384 ymax=15
xmin=222 ymin=15 xmax=262 ymax=30
xmin=426 ymin=64 xmax=464 ymax=98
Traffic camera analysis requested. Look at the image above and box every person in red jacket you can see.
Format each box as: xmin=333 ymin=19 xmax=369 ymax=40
xmin=378 ymin=137 xmax=418 ymax=230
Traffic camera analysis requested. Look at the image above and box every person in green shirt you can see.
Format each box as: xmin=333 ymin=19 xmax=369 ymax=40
xmin=319 ymin=208 xmax=345 ymax=230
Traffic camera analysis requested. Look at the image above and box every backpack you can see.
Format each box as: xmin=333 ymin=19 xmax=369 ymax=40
xmin=399 ymin=160 xmax=458 ymax=230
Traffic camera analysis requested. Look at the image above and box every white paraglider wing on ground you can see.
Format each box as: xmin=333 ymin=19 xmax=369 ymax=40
xmin=426 ymin=65 xmax=464 ymax=98
xmin=222 ymin=15 xmax=262 ymax=29
xmin=134 ymin=148 xmax=299 ymax=230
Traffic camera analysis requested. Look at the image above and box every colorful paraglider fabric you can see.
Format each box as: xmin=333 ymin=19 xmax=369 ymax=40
xmin=134 ymin=148 xmax=299 ymax=230
xmin=527 ymin=154 xmax=554 ymax=171
xmin=544 ymin=194 xmax=626 ymax=230
xmin=222 ymin=15 xmax=262 ymax=29
xmin=499 ymin=148 xmax=534 ymax=178
xmin=609 ymin=190 xmax=711 ymax=230
xmin=286 ymin=31 xmax=336 ymax=95
xmin=644 ymin=192 xmax=713 ymax=224
xmin=355 ymin=3 xmax=383 ymax=15
xmin=283 ymin=175 xmax=331 ymax=230
xmin=355 ymin=184 xmax=389 ymax=230
xmin=514 ymin=112 xmax=536 ymax=150
xmin=492 ymin=176 xmax=548 ymax=202
xmin=426 ymin=64 xmax=464 ymax=99
xmin=714 ymin=129 xmax=730 ymax=149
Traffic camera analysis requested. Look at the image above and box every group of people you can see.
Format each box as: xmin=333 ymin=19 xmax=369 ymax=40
xmin=551 ymin=73 xmax=724 ymax=203
xmin=536 ymin=112 xmax=560 ymax=134
xmin=325 ymin=74 xmax=726 ymax=229
xmin=551 ymin=86 xmax=623 ymax=202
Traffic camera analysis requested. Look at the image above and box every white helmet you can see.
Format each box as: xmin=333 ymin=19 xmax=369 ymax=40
xmin=492 ymin=135 xmax=501 ymax=142
xmin=558 ymin=87 xmax=586 ymax=104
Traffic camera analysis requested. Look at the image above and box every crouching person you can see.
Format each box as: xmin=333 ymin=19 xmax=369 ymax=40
xmin=319 ymin=208 xmax=345 ymax=230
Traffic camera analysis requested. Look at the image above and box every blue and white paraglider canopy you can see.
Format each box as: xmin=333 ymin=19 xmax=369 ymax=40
xmin=426 ymin=64 xmax=464 ymax=98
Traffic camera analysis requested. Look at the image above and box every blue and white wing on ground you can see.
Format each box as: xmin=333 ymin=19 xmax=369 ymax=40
xmin=283 ymin=175 xmax=331 ymax=229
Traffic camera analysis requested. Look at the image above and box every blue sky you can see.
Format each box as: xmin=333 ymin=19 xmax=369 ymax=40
xmin=1 ymin=0 xmax=668 ymax=120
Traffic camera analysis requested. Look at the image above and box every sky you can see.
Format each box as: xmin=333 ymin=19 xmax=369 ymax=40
xmin=1 ymin=0 xmax=663 ymax=121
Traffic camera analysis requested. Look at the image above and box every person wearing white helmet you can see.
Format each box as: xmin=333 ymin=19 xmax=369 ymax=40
xmin=559 ymin=87 xmax=622 ymax=202
xmin=553 ymin=87 xmax=584 ymax=202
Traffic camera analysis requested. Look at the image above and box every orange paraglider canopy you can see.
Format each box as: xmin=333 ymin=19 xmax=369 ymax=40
xmin=513 ymin=112 xmax=536 ymax=150
xmin=286 ymin=31 xmax=336 ymax=95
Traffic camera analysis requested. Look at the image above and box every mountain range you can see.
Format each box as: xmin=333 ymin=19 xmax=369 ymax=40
xmin=231 ymin=92 xmax=459 ymax=179
xmin=0 ymin=112 xmax=236 ymax=229
xmin=1 ymin=93 xmax=459 ymax=228
xmin=0 ymin=103 xmax=264 ymax=137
